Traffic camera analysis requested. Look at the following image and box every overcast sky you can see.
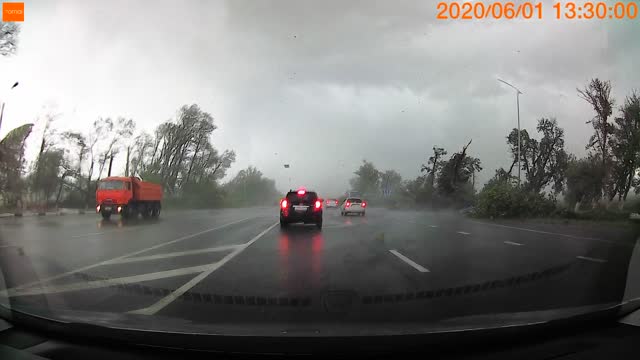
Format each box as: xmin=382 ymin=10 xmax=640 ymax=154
xmin=0 ymin=0 xmax=638 ymax=196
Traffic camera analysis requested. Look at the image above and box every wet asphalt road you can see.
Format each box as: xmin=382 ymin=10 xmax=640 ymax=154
xmin=0 ymin=207 xmax=638 ymax=327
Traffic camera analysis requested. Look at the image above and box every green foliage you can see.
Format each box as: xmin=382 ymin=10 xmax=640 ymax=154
xmin=508 ymin=118 xmax=568 ymax=193
xmin=609 ymin=92 xmax=640 ymax=201
xmin=421 ymin=146 xmax=447 ymax=189
xmin=165 ymin=180 xmax=226 ymax=209
xmin=223 ymin=166 xmax=279 ymax=207
xmin=407 ymin=176 xmax=432 ymax=204
xmin=31 ymin=149 xmax=66 ymax=201
xmin=137 ymin=172 xmax=163 ymax=186
xmin=349 ymin=160 xmax=381 ymax=197
xmin=475 ymin=179 xmax=556 ymax=218
xmin=551 ymin=207 xmax=629 ymax=221
xmin=0 ymin=124 xmax=33 ymax=206
xmin=564 ymin=156 xmax=605 ymax=209
xmin=578 ymin=78 xmax=615 ymax=162
xmin=435 ymin=140 xmax=481 ymax=205
xmin=132 ymin=104 xmax=235 ymax=194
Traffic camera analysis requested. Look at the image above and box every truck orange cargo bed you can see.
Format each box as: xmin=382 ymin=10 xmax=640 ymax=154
xmin=132 ymin=177 xmax=163 ymax=202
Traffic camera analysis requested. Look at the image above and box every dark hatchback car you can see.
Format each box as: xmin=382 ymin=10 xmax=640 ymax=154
xmin=279 ymin=189 xmax=323 ymax=229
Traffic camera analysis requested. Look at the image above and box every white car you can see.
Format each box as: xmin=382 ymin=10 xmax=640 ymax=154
xmin=340 ymin=198 xmax=366 ymax=216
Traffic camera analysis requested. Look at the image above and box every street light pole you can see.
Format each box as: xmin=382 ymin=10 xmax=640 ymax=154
xmin=498 ymin=78 xmax=523 ymax=186
xmin=0 ymin=81 xmax=19 ymax=133
xmin=0 ymin=102 xmax=5 ymax=133
xmin=516 ymin=90 xmax=521 ymax=186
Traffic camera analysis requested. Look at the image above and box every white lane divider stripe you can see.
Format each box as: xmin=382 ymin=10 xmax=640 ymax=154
xmin=389 ymin=250 xmax=430 ymax=273
xmin=2 ymin=265 xmax=212 ymax=297
xmin=470 ymin=220 xmax=604 ymax=242
xmin=3 ymin=217 xmax=254 ymax=293
xmin=457 ymin=231 xmax=471 ymax=235
xmin=129 ymin=222 xmax=278 ymax=316
xmin=71 ymin=226 xmax=145 ymax=238
xmin=429 ymin=225 xmax=438 ymax=228
xmin=576 ymin=256 xmax=607 ymax=263
xmin=504 ymin=241 xmax=524 ymax=246
xmin=103 ymin=244 xmax=244 ymax=265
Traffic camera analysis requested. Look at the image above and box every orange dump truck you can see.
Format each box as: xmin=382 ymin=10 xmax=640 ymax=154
xmin=95 ymin=176 xmax=163 ymax=220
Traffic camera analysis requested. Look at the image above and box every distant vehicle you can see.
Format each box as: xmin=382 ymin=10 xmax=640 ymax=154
xmin=96 ymin=176 xmax=162 ymax=220
xmin=280 ymin=188 xmax=323 ymax=229
xmin=325 ymin=199 xmax=339 ymax=208
xmin=341 ymin=197 xmax=366 ymax=216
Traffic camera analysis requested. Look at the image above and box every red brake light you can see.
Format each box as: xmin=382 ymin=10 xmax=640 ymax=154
xmin=281 ymin=199 xmax=288 ymax=209
xmin=346 ymin=201 xmax=351 ymax=207
xmin=362 ymin=202 xmax=366 ymax=207
xmin=315 ymin=200 xmax=322 ymax=209
xmin=297 ymin=189 xmax=306 ymax=195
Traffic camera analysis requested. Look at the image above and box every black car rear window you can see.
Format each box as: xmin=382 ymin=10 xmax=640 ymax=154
xmin=286 ymin=192 xmax=318 ymax=204
xmin=347 ymin=198 xmax=362 ymax=203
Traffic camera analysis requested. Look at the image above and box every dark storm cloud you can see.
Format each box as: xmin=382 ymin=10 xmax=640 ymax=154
xmin=2 ymin=0 xmax=639 ymax=196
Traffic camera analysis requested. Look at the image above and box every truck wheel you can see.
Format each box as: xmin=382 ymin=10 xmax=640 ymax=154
xmin=101 ymin=211 xmax=111 ymax=220
xmin=121 ymin=207 xmax=132 ymax=220
xmin=142 ymin=207 xmax=151 ymax=219
xmin=151 ymin=206 xmax=160 ymax=218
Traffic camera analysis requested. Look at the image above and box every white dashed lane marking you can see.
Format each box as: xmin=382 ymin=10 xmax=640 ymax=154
xmin=504 ymin=241 xmax=524 ymax=246
xmin=389 ymin=250 xmax=430 ymax=273
xmin=457 ymin=231 xmax=470 ymax=235
xmin=576 ymin=256 xmax=607 ymax=263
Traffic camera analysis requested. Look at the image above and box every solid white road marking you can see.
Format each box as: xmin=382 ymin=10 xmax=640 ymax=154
xmin=104 ymin=244 xmax=244 ymax=265
xmin=129 ymin=222 xmax=279 ymax=315
xmin=3 ymin=217 xmax=254 ymax=293
xmin=389 ymin=250 xmax=430 ymax=273
xmin=576 ymin=256 xmax=607 ymax=263
xmin=457 ymin=231 xmax=470 ymax=235
xmin=470 ymin=220 xmax=604 ymax=242
xmin=429 ymin=225 xmax=438 ymax=228
xmin=504 ymin=241 xmax=523 ymax=246
xmin=72 ymin=226 xmax=156 ymax=239
xmin=1 ymin=265 xmax=212 ymax=297
xmin=71 ymin=232 xmax=105 ymax=238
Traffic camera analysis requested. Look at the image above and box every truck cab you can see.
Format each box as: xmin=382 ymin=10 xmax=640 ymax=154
xmin=96 ymin=177 xmax=133 ymax=212
xmin=96 ymin=176 xmax=162 ymax=220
